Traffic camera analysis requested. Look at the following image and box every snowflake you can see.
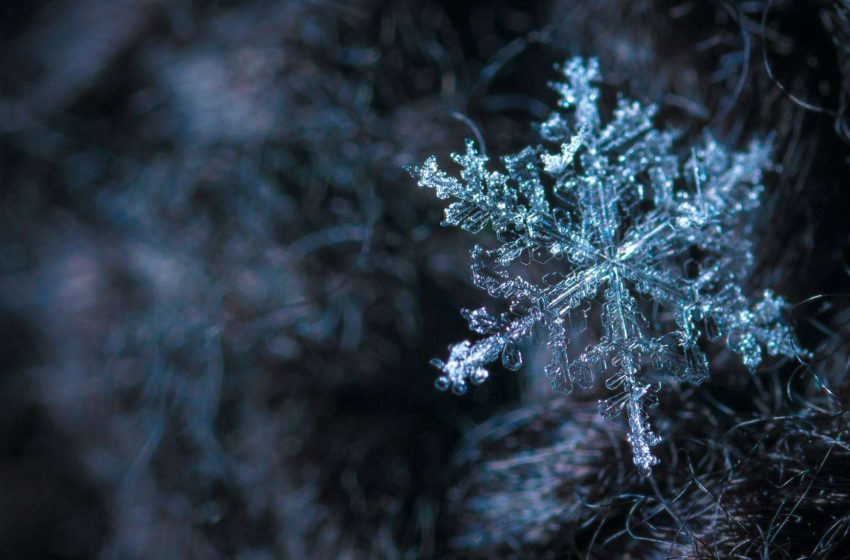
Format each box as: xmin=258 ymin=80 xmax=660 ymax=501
xmin=410 ymin=57 xmax=805 ymax=475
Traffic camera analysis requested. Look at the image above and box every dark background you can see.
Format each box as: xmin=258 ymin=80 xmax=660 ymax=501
xmin=1 ymin=1 xmax=849 ymax=558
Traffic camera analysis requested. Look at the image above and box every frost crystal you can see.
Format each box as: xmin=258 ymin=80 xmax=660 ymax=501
xmin=411 ymin=58 xmax=805 ymax=475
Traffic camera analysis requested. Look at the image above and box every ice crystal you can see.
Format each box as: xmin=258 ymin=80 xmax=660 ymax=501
xmin=411 ymin=57 xmax=804 ymax=475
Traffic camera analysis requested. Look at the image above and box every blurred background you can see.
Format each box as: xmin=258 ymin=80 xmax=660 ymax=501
xmin=1 ymin=1 xmax=849 ymax=558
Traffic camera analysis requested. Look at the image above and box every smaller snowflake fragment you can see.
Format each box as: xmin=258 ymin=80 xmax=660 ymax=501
xmin=411 ymin=57 xmax=806 ymax=475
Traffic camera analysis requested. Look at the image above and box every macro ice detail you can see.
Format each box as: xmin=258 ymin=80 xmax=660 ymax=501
xmin=411 ymin=57 xmax=804 ymax=475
